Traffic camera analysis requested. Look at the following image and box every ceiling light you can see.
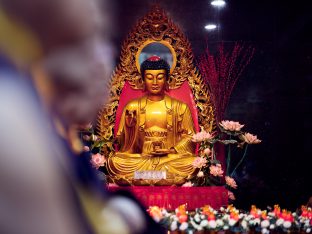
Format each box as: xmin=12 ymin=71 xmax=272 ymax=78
xmin=205 ymin=24 xmax=217 ymax=30
xmin=211 ymin=0 xmax=226 ymax=7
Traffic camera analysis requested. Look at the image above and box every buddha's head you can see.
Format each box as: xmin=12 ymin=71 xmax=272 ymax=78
xmin=140 ymin=56 xmax=170 ymax=95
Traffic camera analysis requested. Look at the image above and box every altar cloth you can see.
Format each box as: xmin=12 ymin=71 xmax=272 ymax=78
xmin=108 ymin=186 xmax=228 ymax=210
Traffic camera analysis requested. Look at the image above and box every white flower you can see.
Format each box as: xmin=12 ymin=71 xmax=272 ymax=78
xmin=254 ymin=218 xmax=261 ymax=225
xmin=200 ymin=220 xmax=209 ymax=227
xmin=197 ymin=171 xmax=204 ymax=177
xmin=229 ymin=219 xmax=237 ymax=226
xmin=220 ymin=207 xmax=225 ymax=212
xmin=283 ymin=221 xmax=291 ymax=228
xmin=197 ymin=226 xmax=203 ymax=231
xmin=194 ymin=214 xmax=200 ymax=223
xmin=190 ymin=219 xmax=202 ymax=231
xmin=241 ymin=220 xmax=248 ymax=230
xmin=162 ymin=210 xmax=169 ymax=216
xmin=269 ymin=224 xmax=275 ymax=229
xmin=306 ymin=228 xmax=311 ymax=233
xmin=200 ymin=215 xmax=206 ymax=219
xmin=261 ymin=220 xmax=270 ymax=228
xmin=170 ymin=221 xmax=177 ymax=231
xmin=208 ymin=220 xmax=217 ymax=229
xmin=223 ymin=225 xmax=229 ymax=230
xmin=268 ymin=212 xmax=275 ymax=217
xmin=261 ymin=228 xmax=269 ymax=234
xmin=179 ymin=222 xmax=188 ymax=231
xmin=216 ymin=219 xmax=224 ymax=227
xmin=276 ymin=218 xmax=284 ymax=226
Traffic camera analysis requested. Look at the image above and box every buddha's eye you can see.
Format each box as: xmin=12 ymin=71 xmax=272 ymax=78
xmin=145 ymin=74 xmax=154 ymax=79
xmin=157 ymin=74 xmax=165 ymax=79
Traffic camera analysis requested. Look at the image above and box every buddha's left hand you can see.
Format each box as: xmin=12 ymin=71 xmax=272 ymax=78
xmin=153 ymin=148 xmax=177 ymax=154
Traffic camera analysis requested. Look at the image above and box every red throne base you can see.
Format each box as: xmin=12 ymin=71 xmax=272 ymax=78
xmin=108 ymin=186 xmax=228 ymax=210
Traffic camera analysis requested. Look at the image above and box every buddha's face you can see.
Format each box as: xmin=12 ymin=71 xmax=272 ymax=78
xmin=144 ymin=69 xmax=166 ymax=95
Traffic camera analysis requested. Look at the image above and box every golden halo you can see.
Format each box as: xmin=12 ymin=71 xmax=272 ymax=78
xmin=135 ymin=40 xmax=177 ymax=74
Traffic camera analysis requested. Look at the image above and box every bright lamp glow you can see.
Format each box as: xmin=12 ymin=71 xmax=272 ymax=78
xmin=204 ymin=24 xmax=217 ymax=30
xmin=211 ymin=0 xmax=226 ymax=7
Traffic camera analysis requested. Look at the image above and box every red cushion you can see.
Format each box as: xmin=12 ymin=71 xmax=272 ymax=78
xmin=108 ymin=186 xmax=228 ymax=210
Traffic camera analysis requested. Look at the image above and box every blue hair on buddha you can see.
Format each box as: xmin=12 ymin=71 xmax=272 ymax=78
xmin=140 ymin=55 xmax=170 ymax=80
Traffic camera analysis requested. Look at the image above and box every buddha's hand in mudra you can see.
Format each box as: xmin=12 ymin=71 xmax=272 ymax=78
xmin=150 ymin=148 xmax=177 ymax=156
xmin=125 ymin=110 xmax=137 ymax=127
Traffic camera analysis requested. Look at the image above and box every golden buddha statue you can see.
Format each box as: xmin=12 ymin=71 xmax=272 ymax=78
xmin=107 ymin=56 xmax=197 ymax=185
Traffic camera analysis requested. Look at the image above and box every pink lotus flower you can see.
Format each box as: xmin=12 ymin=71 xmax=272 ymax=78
xmin=209 ymin=164 xmax=224 ymax=177
xmin=225 ymin=176 xmax=238 ymax=189
xmin=203 ymin=147 xmax=212 ymax=156
xmin=83 ymin=135 xmax=90 ymax=141
xmin=241 ymin=132 xmax=261 ymax=144
xmin=228 ymin=191 xmax=236 ymax=200
xmin=182 ymin=182 xmax=193 ymax=187
xmin=219 ymin=120 xmax=244 ymax=132
xmin=191 ymin=131 xmax=215 ymax=142
xmin=90 ymin=153 xmax=105 ymax=169
xmin=83 ymin=146 xmax=90 ymax=152
xmin=192 ymin=157 xmax=207 ymax=168
xmin=197 ymin=171 xmax=204 ymax=177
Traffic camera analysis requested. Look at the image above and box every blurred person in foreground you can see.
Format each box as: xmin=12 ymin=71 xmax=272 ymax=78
xmin=0 ymin=0 xmax=164 ymax=233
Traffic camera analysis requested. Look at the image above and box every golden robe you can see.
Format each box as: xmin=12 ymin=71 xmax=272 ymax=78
xmin=107 ymin=95 xmax=197 ymax=185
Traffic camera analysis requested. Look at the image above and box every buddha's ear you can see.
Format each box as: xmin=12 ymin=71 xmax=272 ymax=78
xmin=165 ymin=81 xmax=169 ymax=92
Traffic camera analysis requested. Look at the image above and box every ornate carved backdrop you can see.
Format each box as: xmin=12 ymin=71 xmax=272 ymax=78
xmin=97 ymin=5 xmax=215 ymax=157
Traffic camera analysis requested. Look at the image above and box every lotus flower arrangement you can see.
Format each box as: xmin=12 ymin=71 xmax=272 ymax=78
xmin=185 ymin=120 xmax=261 ymax=201
xmin=148 ymin=204 xmax=312 ymax=233
xmin=80 ymin=120 xmax=261 ymax=199
xmin=78 ymin=123 xmax=111 ymax=170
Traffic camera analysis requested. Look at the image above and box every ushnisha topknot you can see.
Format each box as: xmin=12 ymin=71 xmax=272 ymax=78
xmin=140 ymin=55 xmax=170 ymax=80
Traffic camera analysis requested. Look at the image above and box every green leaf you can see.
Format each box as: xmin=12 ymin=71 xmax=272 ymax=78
xmin=91 ymin=141 xmax=101 ymax=149
xmin=218 ymin=139 xmax=237 ymax=144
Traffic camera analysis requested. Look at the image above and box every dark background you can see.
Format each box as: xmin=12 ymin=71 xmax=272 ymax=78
xmin=111 ymin=0 xmax=312 ymax=210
